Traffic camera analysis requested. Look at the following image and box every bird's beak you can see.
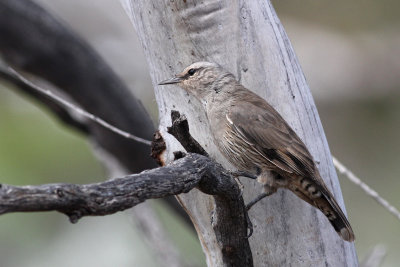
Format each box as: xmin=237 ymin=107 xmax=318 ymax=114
xmin=158 ymin=76 xmax=183 ymax=85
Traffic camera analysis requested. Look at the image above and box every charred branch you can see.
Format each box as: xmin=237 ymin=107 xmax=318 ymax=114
xmin=0 ymin=151 xmax=253 ymax=266
xmin=0 ymin=154 xmax=221 ymax=221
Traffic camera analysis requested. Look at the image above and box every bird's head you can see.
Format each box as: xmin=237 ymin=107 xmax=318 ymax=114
xmin=158 ymin=62 xmax=234 ymax=101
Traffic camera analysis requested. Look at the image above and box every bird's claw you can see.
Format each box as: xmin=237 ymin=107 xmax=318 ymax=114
xmin=245 ymin=209 xmax=253 ymax=238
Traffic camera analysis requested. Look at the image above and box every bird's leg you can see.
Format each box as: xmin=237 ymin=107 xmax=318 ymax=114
xmin=230 ymin=170 xmax=258 ymax=180
xmin=229 ymin=170 xmax=256 ymax=198
xmin=246 ymin=193 xmax=268 ymax=210
xmin=245 ymin=187 xmax=277 ymax=211
xmin=229 ymin=170 xmax=257 ymax=197
xmin=247 ymin=171 xmax=278 ymax=210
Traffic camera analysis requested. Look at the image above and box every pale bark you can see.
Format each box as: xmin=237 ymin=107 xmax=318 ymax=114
xmin=121 ymin=1 xmax=358 ymax=266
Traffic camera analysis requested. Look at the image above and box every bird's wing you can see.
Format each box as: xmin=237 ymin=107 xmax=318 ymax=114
xmin=227 ymin=98 xmax=315 ymax=177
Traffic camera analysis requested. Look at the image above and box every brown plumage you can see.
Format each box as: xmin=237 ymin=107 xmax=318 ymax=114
xmin=159 ymin=62 xmax=355 ymax=242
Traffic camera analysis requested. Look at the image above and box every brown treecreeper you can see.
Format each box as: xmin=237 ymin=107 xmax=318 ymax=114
xmin=159 ymin=62 xmax=354 ymax=242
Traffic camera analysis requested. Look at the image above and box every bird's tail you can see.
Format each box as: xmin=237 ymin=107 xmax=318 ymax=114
xmin=319 ymin=190 xmax=355 ymax=242
xmin=292 ymin=176 xmax=355 ymax=242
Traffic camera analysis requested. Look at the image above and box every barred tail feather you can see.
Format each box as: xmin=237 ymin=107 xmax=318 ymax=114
xmin=323 ymin=192 xmax=355 ymax=242
xmin=292 ymin=176 xmax=355 ymax=242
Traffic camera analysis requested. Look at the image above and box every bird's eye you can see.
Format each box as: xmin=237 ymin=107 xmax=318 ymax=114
xmin=188 ymin=68 xmax=196 ymax=76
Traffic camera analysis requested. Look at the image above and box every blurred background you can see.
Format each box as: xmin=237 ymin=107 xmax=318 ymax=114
xmin=0 ymin=0 xmax=399 ymax=266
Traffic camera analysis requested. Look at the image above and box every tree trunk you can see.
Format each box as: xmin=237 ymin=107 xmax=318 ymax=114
xmin=121 ymin=0 xmax=358 ymax=266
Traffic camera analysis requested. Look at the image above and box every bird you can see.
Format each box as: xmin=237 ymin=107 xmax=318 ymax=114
xmin=158 ymin=62 xmax=355 ymax=242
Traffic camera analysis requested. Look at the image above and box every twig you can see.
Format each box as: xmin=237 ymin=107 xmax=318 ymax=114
xmin=5 ymin=66 xmax=151 ymax=146
xmin=333 ymin=157 xmax=400 ymax=221
xmin=0 ymin=65 xmax=90 ymax=134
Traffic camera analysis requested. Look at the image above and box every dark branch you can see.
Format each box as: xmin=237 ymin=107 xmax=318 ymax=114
xmin=0 ymin=154 xmax=230 ymax=222
xmin=0 ymin=151 xmax=252 ymax=267
xmin=166 ymin=111 xmax=253 ymax=266
xmin=167 ymin=110 xmax=209 ymax=157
